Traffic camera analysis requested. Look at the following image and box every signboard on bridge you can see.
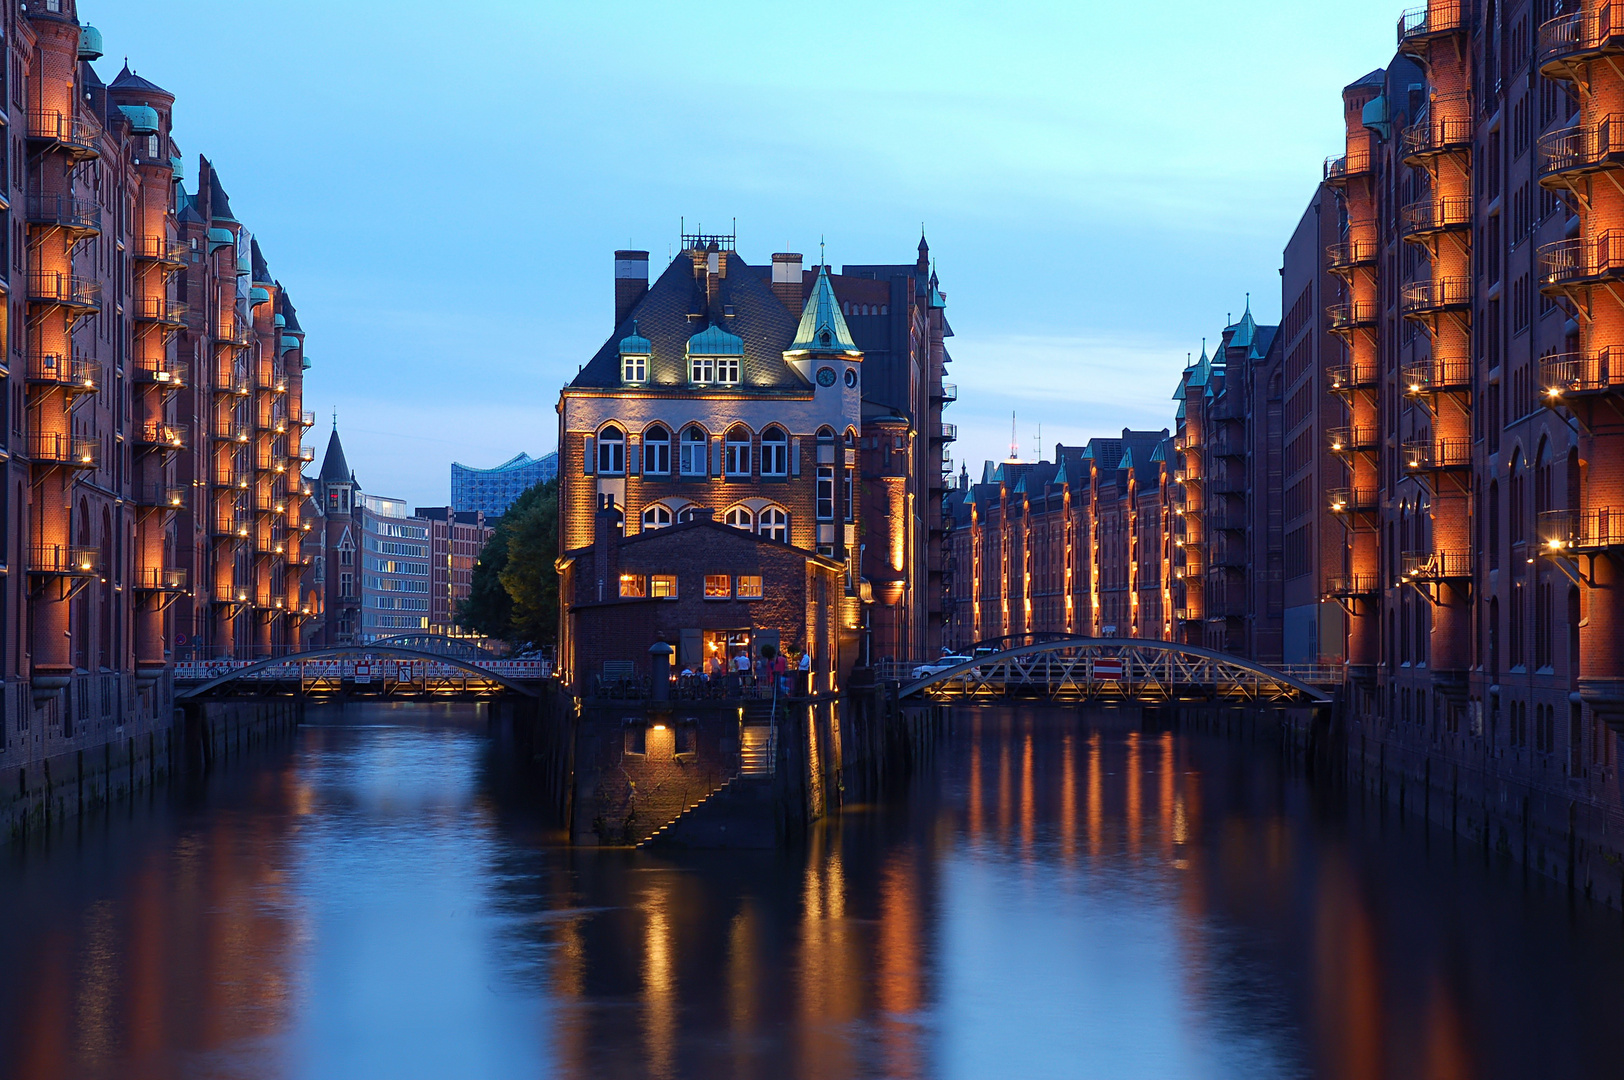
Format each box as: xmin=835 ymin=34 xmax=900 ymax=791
xmin=1093 ymin=657 xmax=1123 ymax=679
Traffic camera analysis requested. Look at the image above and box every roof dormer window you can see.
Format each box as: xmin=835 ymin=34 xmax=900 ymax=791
xmin=619 ymin=320 xmax=651 ymax=384
xmin=686 ymin=324 xmax=743 ymax=385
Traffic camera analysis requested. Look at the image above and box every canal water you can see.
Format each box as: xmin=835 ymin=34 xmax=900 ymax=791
xmin=3 ymin=702 xmax=1624 ymax=1080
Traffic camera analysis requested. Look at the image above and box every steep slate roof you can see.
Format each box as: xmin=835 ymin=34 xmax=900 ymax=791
xmin=111 ymin=63 xmax=171 ymax=97
xmin=788 ymin=266 xmax=858 ymax=353
xmin=319 ymin=426 xmax=352 ymax=484
xmin=571 ymin=251 xmax=809 ymax=392
xmin=250 ymin=238 xmax=272 ymax=284
xmin=279 ymin=292 xmax=303 ymax=334
xmin=207 ymin=166 xmax=237 ymax=222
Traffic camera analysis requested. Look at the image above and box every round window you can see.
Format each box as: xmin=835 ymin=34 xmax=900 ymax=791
xmin=816 ymin=366 xmax=837 ymax=387
xmin=844 ymin=367 xmax=858 ymax=388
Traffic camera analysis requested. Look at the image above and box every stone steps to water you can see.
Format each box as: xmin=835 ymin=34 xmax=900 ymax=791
xmin=637 ymin=775 xmax=777 ymax=849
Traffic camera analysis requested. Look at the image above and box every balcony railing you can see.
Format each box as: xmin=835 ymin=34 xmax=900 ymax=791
xmin=1328 ymin=425 xmax=1378 ymax=454
xmin=1401 ymin=97 xmax=1473 ymax=160
xmin=299 ymin=444 xmax=316 ymax=463
xmin=1538 ymin=232 xmax=1624 ymax=289
xmin=1208 ymin=509 xmax=1246 ymax=531
xmin=1539 ymin=8 xmax=1624 ymax=76
xmin=1327 ymin=574 xmax=1380 ymax=597
xmin=1401 ymin=549 xmax=1472 ymax=579
xmin=1400 ymin=437 xmax=1472 ymax=472
xmin=1401 ymin=356 xmax=1472 ymax=394
xmin=132 ymin=297 xmax=188 ymax=325
xmin=134 ymin=484 xmax=188 ymax=510
xmin=213 ymin=417 xmax=252 ymax=442
xmin=213 ymin=513 xmax=252 ymax=539
xmin=253 ymin=491 xmax=289 ymax=515
xmin=1538 ymin=114 xmax=1624 ymax=183
xmin=1327 ymin=301 xmax=1378 ymax=331
xmin=1328 ymin=486 xmax=1378 ymax=514
xmin=26 ymin=110 xmax=100 ymax=158
xmin=29 ymin=431 xmax=99 ymax=468
xmin=1398 ymin=1 xmax=1465 ymax=46
xmin=1399 ymin=276 xmax=1472 ymax=315
xmin=133 ymin=359 xmax=187 ymax=389
xmin=134 ymin=567 xmax=188 ymax=591
xmin=25 ymin=194 xmax=101 ymax=236
xmin=29 ymin=545 xmax=99 ymax=576
xmin=132 ymin=236 xmax=188 ymax=266
xmin=25 ymin=352 xmax=98 ymax=394
xmin=255 ymin=363 xmax=288 ymax=392
xmin=1326 ymin=360 xmax=1379 ymax=393
xmin=135 ymin=422 xmax=186 ymax=451
xmin=933 ymin=383 xmax=958 ymax=403
xmin=1399 ymin=196 xmax=1472 ymax=238
xmin=1326 ymin=238 xmax=1378 ymax=271
xmin=215 ymin=315 xmax=253 ymax=346
xmin=1324 ymin=149 xmax=1373 ymax=184
xmin=300 ymin=409 xmax=317 ymax=428
xmin=1541 ymin=348 xmax=1624 ymax=397
xmin=934 ymin=423 xmax=957 ymax=443
xmin=215 ymin=363 xmax=252 ymax=396
xmin=1209 ymin=429 xmax=1243 ymax=458
xmin=1540 ymin=507 xmax=1624 ymax=552
xmin=28 ymin=271 xmax=101 ymax=310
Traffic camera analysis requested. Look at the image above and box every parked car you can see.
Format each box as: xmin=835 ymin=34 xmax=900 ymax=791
xmin=912 ymin=654 xmax=976 ymax=680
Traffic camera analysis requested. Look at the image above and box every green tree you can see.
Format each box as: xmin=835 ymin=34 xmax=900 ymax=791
xmin=458 ymin=478 xmax=558 ymax=646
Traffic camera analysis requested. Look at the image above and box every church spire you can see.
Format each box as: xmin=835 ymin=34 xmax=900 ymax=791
xmin=787 ymin=264 xmax=858 ymax=355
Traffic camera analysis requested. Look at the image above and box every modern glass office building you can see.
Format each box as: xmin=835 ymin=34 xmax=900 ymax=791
xmin=450 ymin=451 xmax=557 ymax=517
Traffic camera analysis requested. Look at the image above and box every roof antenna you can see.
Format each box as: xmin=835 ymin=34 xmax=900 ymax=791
xmin=820 ymin=235 xmax=826 ymax=269
xmin=1010 ymin=411 xmax=1019 ymax=461
xmin=331 ymin=409 xmax=337 ymax=431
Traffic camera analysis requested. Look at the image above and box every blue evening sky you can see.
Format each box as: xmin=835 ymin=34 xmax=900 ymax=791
xmin=93 ymin=1 xmax=1392 ymax=509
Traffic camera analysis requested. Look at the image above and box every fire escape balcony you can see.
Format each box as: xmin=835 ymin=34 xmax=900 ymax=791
xmin=134 ymin=567 xmax=188 ymax=592
xmin=1175 ymin=553 xmax=1205 ymax=578
xmin=134 ymin=484 xmax=187 ymax=511
xmin=1208 ymin=508 xmax=1246 ymax=532
xmin=1209 ymin=547 xmax=1247 ymax=570
xmin=1539 ymin=9 xmax=1624 ymax=80
xmin=932 ymin=423 xmax=957 ymax=444
xmin=132 ymin=297 xmax=188 ymax=326
xmin=1538 ymin=234 xmax=1624 ymax=292
xmin=27 ymin=271 xmax=100 ymax=314
xmin=1538 ymin=115 xmax=1624 ymax=188
xmin=1401 ymin=437 xmax=1472 ymax=474
xmin=298 ymin=444 xmax=316 ymax=464
xmin=28 ymin=431 xmax=99 ymax=469
xmin=1398 ymin=1 xmax=1465 ymax=50
xmin=1327 ymin=360 xmax=1380 ymax=395
xmin=1400 ymin=276 xmax=1473 ymax=317
xmin=1329 ymin=486 xmax=1379 ymax=515
xmin=1328 ymin=425 xmax=1378 ymax=456
xmin=216 ymin=315 xmax=253 ymax=347
xmin=253 ymin=532 xmax=288 ymax=557
xmin=1402 ymin=356 xmax=1472 ymax=395
xmin=1401 ymin=549 xmax=1473 ymax=581
xmin=133 ymin=358 xmax=187 ymax=390
xmin=25 ymin=352 xmax=99 ymax=398
xmin=1326 ymin=238 xmax=1378 ymax=274
xmin=213 ymin=418 xmax=252 ymax=443
xmin=26 ymin=110 xmax=100 ymax=160
xmin=256 ymin=450 xmax=289 ymax=476
xmin=932 ymin=383 xmax=958 ymax=403
xmin=29 ymin=545 xmax=98 ymax=577
xmin=25 ymin=194 xmax=101 ymax=239
xmin=1323 ymin=149 xmax=1373 ymax=188
xmin=1327 ymin=574 xmax=1380 ymax=598
xmin=132 ymin=236 xmax=188 ymax=267
xmin=134 ymin=422 xmax=186 ymax=453
xmin=1328 ymin=301 xmax=1378 ymax=334
xmin=1209 ymin=474 xmax=1245 ymax=496
xmin=1399 ymin=196 xmax=1472 ymax=242
xmin=1209 ymin=429 xmax=1243 ymax=458
xmin=214 ymin=363 xmax=252 ymax=397
xmin=257 ymin=412 xmax=290 ymax=435
xmin=213 ymin=513 xmax=251 ymax=540
xmin=300 ymin=410 xmax=317 ymax=428
xmin=255 ymin=363 xmax=288 ymax=393
xmin=1401 ymin=98 xmax=1472 ymax=164
xmin=1541 ymin=348 xmax=1624 ymax=399
xmin=252 ymin=491 xmax=289 ymax=516
xmin=1540 ymin=507 xmax=1624 ymax=553
xmin=212 ymin=462 xmax=251 ymax=490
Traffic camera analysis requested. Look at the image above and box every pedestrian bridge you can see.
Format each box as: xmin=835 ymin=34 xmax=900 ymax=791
xmin=898 ymin=639 xmax=1336 ymax=705
xmin=174 ymin=646 xmax=551 ymax=700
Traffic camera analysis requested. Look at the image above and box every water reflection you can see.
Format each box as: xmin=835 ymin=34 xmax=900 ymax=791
xmin=3 ymin=702 xmax=1624 ymax=1078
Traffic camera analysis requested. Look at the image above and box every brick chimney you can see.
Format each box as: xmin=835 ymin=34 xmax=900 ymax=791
xmin=592 ymin=494 xmax=622 ymax=602
xmin=704 ymin=242 xmax=726 ymax=309
xmin=772 ymin=252 xmax=803 ymax=311
xmin=614 ymin=250 xmax=648 ymax=328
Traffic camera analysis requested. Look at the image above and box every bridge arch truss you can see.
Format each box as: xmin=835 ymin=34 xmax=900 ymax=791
xmin=175 ymin=646 xmax=542 ymax=700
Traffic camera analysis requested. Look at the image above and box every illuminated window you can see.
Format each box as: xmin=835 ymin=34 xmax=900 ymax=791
xmin=724 ymin=506 xmax=753 ymax=530
xmin=650 ymin=574 xmax=678 ymax=599
xmin=644 ymin=425 xmax=671 ymax=474
xmin=597 ymin=425 xmax=625 ymax=474
xmin=704 ymin=574 xmax=732 ymax=599
xmin=680 ymin=426 xmax=708 ymax=476
xmin=758 ymin=506 xmax=788 ymax=542
xmin=737 ymin=575 xmax=763 ymax=599
xmin=622 ymin=352 xmax=647 ymax=383
xmin=642 ymin=504 xmax=672 ymax=531
xmin=725 ymin=426 xmax=751 ymax=477
xmin=619 ymin=573 xmax=647 ymax=598
xmin=690 ymin=356 xmax=715 ymax=383
xmin=761 ymin=426 xmax=789 ymax=476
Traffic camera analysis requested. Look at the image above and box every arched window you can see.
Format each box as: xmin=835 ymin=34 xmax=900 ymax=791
xmin=724 ymin=506 xmax=753 ymax=530
xmin=761 ymin=425 xmax=789 ymax=476
xmin=677 ymin=505 xmax=700 ymax=523
xmin=597 ymin=425 xmax=625 ymax=475
xmin=644 ymin=425 xmax=671 ymax=475
xmin=758 ymin=506 xmax=789 ymax=542
xmin=642 ymin=504 xmax=672 ymax=531
xmin=680 ymin=426 xmax=708 ymax=476
xmin=1509 ymin=449 xmax=1526 ymax=544
xmin=816 ymin=425 xmax=835 ymax=441
xmin=1488 ymin=481 xmax=1500 ymax=571
xmin=724 ymin=426 xmax=752 ymax=478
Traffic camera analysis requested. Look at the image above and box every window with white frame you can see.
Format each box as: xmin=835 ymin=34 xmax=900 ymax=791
xmin=622 ymin=352 xmax=647 ymax=383
xmin=642 ymin=504 xmax=672 ymax=531
xmin=758 ymin=506 xmax=789 ymax=542
xmin=817 ymin=467 xmax=835 ymax=520
xmin=724 ymin=506 xmax=753 ymax=530
xmin=761 ymin=426 xmax=789 ymax=476
xmin=844 ymin=467 xmax=854 ymax=522
xmin=597 ymin=426 xmax=625 ymax=474
xmin=690 ymin=355 xmax=715 ymax=383
xmin=644 ymin=425 xmax=671 ymax=474
xmin=724 ymin=427 xmax=751 ymax=477
xmin=680 ymin=426 xmax=707 ymax=476
xmin=716 ymin=356 xmax=740 ymax=384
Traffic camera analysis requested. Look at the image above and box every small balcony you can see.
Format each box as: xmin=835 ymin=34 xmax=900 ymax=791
xmin=1400 ymin=437 xmax=1472 ymax=474
xmin=132 ymin=297 xmax=188 ymax=326
xmin=29 ymin=431 xmax=99 ymax=469
xmin=215 ymin=315 xmax=253 ymax=347
xmin=1326 ymin=238 xmax=1378 ymax=273
xmin=1398 ymin=1 xmax=1465 ymax=49
xmin=133 ymin=358 xmax=187 ymax=390
xmin=1540 ymin=348 xmax=1624 ymax=399
xmin=1401 ymin=98 xmax=1472 ymax=163
xmin=1208 ymin=508 xmax=1246 ymax=532
xmin=1539 ymin=10 xmax=1624 ymax=79
xmin=213 ymin=513 xmax=252 ymax=539
xmin=1327 ymin=574 xmax=1380 ymax=597
xmin=214 ymin=363 xmax=252 ymax=397
xmin=132 ymin=236 xmax=188 ymax=267
xmin=933 ymin=383 xmax=958 ymax=403
xmin=212 ymin=417 xmax=252 ymax=443
xmin=253 ymin=490 xmax=289 ymax=515
xmin=26 ymin=110 xmax=100 ymax=160
xmin=29 ymin=545 xmax=99 ymax=576
xmin=1327 ymin=360 xmax=1379 ymax=395
xmin=25 ymin=194 xmax=101 ymax=238
xmin=256 ymin=452 xmax=289 ymax=476
xmin=134 ymin=484 xmax=188 ymax=511
xmin=1323 ymin=149 xmax=1373 ymax=187
xmin=1327 ymin=301 xmax=1378 ymax=333
xmin=1329 ymin=486 xmax=1378 ymax=515
xmin=1209 ymin=429 xmax=1243 ymax=458
xmin=135 ymin=422 xmax=186 ymax=452
xmin=28 ymin=271 xmax=101 ymax=313
xmin=212 ymin=462 xmax=251 ymax=490
xmin=1328 ymin=425 xmax=1378 ymax=455
xmin=134 ymin=567 xmax=188 ymax=592
xmin=255 ymin=363 xmax=288 ymax=393
xmin=1538 ymin=115 xmax=1624 ymax=187
xmin=301 ymin=409 xmax=317 ymax=428
xmin=932 ymin=423 xmax=957 ymax=444
xmin=1540 ymin=507 xmax=1624 ymax=553
xmin=1538 ymin=233 xmax=1624 ymax=292
xmin=1401 ymin=549 xmax=1472 ymax=580
xmin=1399 ymin=276 xmax=1472 ymax=317
xmin=1399 ymin=196 xmax=1472 ymax=241
xmin=253 ymin=533 xmax=289 ymax=557
xmin=299 ymin=444 xmax=316 ymax=463
xmin=26 ymin=352 xmax=99 ymax=397
xmin=1401 ymin=356 xmax=1472 ymax=395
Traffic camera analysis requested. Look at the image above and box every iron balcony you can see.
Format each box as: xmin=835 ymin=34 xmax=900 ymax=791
xmin=28 ymin=271 xmax=101 ymax=312
xmin=213 ymin=514 xmax=252 ymax=539
xmin=1401 ymin=437 xmax=1472 ymax=473
xmin=132 ymin=297 xmax=188 ymax=325
xmin=1402 ymin=356 xmax=1472 ymax=395
xmin=29 ymin=544 xmax=99 ymax=576
xmin=1541 ymin=348 xmax=1624 ymax=398
xmin=134 ymin=484 xmax=188 ymax=510
xmin=135 ymin=422 xmax=186 ymax=452
xmin=1209 ymin=429 xmax=1243 ymax=458
xmin=213 ymin=418 xmax=252 ymax=443
xmin=1327 ymin=360 xmax=1380 ymax=394
xmin=1401 ymin=549 xmax=1472 ymax=580
xmin=216 ymin=315 xmax=253 ymax=347
xmin=1400 ymin=97 xmax=1472 ymax=163
xmin=1326 ymin=238 xmax=1378 ymax=273
xmin=1538 ymin=115 xmax=1624 ymax=187
xmin=133 ymin=359 xmax=187 ymax=389
xmin=1540 ymin=507 xmax=1624 ymax=552
xmin=1323 ymin=149 xmax=1373 ymax=187
xmin=25 ymin=352 xmax=99 ymax=395
xmin=1400 ymin=276 xmax=1472 ymax=317
xmin=1539 ymin=9 xmax=1624 ymax=78
xmin=1399 ymin=196 xmax=1472 ymax=241
xmin=1398 ymin=1 xmax=1465 ymax=49
xmin=29 ymin=431 xmax=99 ymax=469
xmin=1327 ymin=301 xmax=1378 ymax=333
xmin=1328 ymin=425 xmax=1378 ymax=455
xmin=1327 ymin=574 xmax=1380 ymax=597
xmin=25 ymin=194 xmax=101 ymax=238
xmin=1328 ymin=486 xmax=1379 ymax=515
xmin=1538 ymin=234 xmax=1624 ymax=291
xmin=134 ymin=567 xmax=188 ymax=591
xmin=132 ymin=236 xmax=188 ymax=267
xmin=26 ymin=110 xmax=100 ymax=160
